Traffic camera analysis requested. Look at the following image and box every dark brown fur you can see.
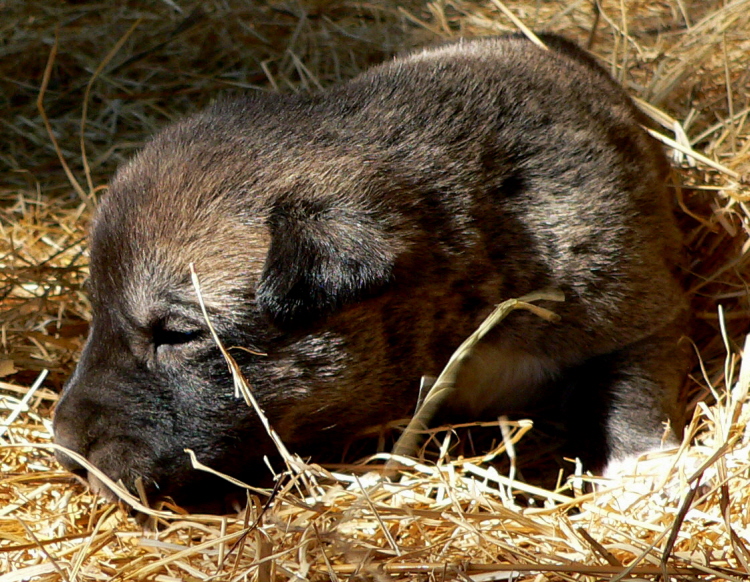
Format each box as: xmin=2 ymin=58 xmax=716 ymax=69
xmin=53 ymin=34 xmax=689 ymax=508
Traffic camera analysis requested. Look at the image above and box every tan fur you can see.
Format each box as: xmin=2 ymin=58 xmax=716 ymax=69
xmin=53 ymin=33 xmax=690 ymax=509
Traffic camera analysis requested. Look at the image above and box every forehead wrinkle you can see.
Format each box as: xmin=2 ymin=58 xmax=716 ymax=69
xmin=122 ymin=215 xmax=268 ymax=324
xmin=98 ymin=122 xmax=273 ymax=325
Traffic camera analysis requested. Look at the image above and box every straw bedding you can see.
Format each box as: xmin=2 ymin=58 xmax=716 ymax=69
xmin=2 ymin=1 xmax=749 ymax=580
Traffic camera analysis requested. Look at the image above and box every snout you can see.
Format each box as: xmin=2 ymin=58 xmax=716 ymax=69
xmin=52 ymin=359 xmax=255 ymax=509
xmin=55 ymin=434 xmax=153 ymax=501
xmin=52 ymin=415 xmax=89 ymax=475
xmin=53 ymin=389 xmax=99 ymax=473
xmin=54 ymin=389 xmax=153 ymax=499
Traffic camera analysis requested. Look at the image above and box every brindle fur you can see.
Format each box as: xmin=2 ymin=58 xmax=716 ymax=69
xmin=54 ymin=34 xmax=689 ymax=508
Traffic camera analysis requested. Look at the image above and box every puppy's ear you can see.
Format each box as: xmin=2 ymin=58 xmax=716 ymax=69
xmin=257 ymin=196 xmax=397 ymax=326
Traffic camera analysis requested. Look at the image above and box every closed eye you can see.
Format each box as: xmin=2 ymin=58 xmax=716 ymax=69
xmin=157 ymin=329 xmax=201 ymax=346
xmin=153 ymin=324 xmax=203 ymax=348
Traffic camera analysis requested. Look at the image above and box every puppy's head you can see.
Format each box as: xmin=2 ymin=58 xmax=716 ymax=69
xmin=53 ymin=102 xmax=410 ymax=508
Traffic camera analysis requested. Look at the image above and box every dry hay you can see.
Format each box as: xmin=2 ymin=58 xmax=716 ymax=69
xmin=2 ymin=0 xmax=750 ymax=580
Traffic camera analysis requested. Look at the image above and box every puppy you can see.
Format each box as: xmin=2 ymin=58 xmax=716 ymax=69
xmin=53 ymin=33 xmax=689 ymax=509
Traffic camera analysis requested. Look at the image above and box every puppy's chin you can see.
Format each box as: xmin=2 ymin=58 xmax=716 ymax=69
xmin=91 ymin=459 xmax=273 ymax=519
xmin=86 ymin=472 xmax=121 ymax=502
xmin=86 ymin=469 xmax=248 ymax=517
xmin=77 ymin=436 xmax=159 ymax=501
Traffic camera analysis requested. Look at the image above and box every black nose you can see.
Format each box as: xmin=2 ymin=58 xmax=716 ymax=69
xmin=53 ymin=421 xmax=89 ymax=476
xmin=52 ymin=389 xmax=97 ymax=478
xmin=55 ymin=450 xmax=88 ymax=478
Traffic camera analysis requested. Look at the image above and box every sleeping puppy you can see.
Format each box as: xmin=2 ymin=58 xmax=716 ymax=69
xmin=53 ymin=33 xmax=689 ymax=509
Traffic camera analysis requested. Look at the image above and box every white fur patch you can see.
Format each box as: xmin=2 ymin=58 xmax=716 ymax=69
xmin=447 ymin=342 xmax=558 ymax=415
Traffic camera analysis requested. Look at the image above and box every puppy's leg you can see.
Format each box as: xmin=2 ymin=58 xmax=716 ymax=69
xmin=559 ymin=326 xmax=689 ymax=475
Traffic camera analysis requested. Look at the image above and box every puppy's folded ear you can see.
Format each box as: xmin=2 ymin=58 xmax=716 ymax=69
xmin=257 ymin=195 xmax=398 ymax=326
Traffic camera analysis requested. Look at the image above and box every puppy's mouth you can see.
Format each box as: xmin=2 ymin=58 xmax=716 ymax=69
xmin=56 ymin=439 xmax=260 ymax=516
xmin=55 ymin=436 xmax=159 ymax=502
